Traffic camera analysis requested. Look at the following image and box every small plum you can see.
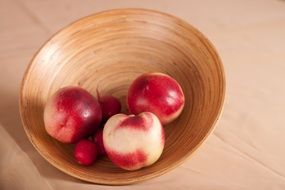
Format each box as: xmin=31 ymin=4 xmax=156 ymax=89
xmin=93 ymin=129 xmax=106 ymax=156
xmin=74 ymin=139 xmax=98 ymax=166
xmin=98 ymin=95 xmax=121 ymax=122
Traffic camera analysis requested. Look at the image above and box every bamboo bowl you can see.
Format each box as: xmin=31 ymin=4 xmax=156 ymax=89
xmin=19 ymin=9 xmax=225 ymax=185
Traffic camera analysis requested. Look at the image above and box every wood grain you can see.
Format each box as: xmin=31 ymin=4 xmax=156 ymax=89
xmin=19 ymin=9 xmax=225 ymax=185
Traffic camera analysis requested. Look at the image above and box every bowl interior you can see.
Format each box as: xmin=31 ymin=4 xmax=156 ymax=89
xmin=20 ymin=9 xmax=225 ymax=185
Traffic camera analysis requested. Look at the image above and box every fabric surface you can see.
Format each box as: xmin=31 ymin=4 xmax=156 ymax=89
xmin=1 ymin=0 xmax=285 ymax=189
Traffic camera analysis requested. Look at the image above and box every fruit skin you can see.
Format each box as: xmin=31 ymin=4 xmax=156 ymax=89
xmin=103 ymin=112 xmax=165 ymax=171
xmin=44 ymin=86 xmax=102 ymax=143
xmin=93 ymin=129 xmax=106 ymax=156
xmin=127 ymin=73 xmax=185 ymax=124
xmin=74 ymin=139 xmax=98 ymax=166
xmin=127 ymin=72 xmax=185 ymax=124
xmin=98 ymin=95 xmax=121 ymax=122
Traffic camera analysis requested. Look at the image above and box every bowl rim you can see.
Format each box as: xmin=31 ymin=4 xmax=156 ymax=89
xmin=19 ymin=8 xmax=226 ymax=185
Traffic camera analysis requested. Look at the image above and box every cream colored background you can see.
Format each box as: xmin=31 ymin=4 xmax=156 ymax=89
xmin=1 ymin=0 xmax=285 ymax=189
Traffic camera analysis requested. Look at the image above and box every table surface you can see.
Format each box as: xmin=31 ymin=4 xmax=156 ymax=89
xmin=1 ymin=0 xmax=285 ymax=189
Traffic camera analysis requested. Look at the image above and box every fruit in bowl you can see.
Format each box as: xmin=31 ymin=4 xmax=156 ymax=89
xmin=98 ymin=94 xmax=121 ymax=122
xmin=93 ymin=129 xmax=106 ymax=156
xmin=74 ymin=139 xmax=98 ymax=166
xmin=43 ymin=71 xmax=183 ymax=171
xmin=103 ymin=112 xmax=165 ymax=170
xmin=127 ymin=73 xmax=185 ymax=124
xmin=43 ymin=87 xmax=102 ymax=143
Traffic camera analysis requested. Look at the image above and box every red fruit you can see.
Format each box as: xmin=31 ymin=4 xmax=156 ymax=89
xmin=98 ymin=95 xmax=121 ymax=122
xmin=127 ymin=73 xmax=185 ymax=124
xmin=103 ymin=112 xmax=164 ymax=171
xmin=44 ymin=86 xmax=102 ymax=143
xmin=74 ymin=139 xmax=98 ymax=166
xmin=93 ymin=129 xmax=106 ymax=156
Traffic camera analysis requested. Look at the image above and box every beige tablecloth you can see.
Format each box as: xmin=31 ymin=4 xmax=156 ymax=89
xmin=1 ymin=0 xmax=285 ymax=189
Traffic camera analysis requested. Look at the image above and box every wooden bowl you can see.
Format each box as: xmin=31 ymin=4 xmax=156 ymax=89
xmin=19 ymin=9 xmax=225 ymax=185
